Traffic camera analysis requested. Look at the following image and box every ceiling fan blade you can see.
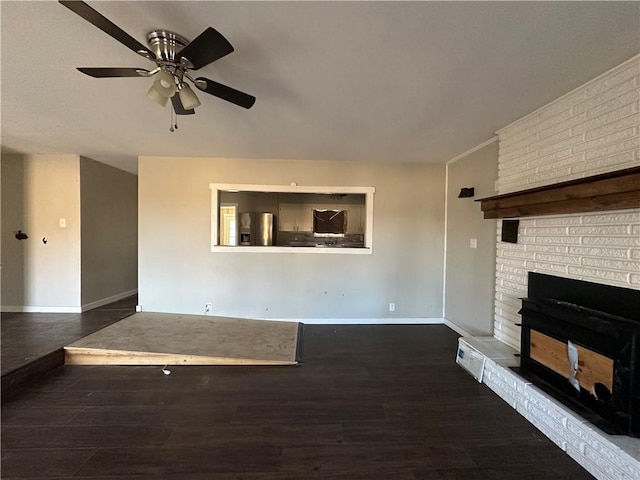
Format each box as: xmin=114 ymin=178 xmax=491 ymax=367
xmin=177 ymin=27 xmax=234 ymax=70
xmin=59 ymin=1 xmax=155 ymax=60
xmin=77 ymin=67 xmax=150 ymax=78
xmin=194 ymin=77 xmax=256 ymax=109
xmin=171 ymin=95 xmax=196 ymax=115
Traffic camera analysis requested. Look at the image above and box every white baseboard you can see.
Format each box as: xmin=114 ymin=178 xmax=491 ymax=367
xmin=81 ymin=289 xmax=138 ymax=312
xmin=2 ymin=289 xmax=137 ymax=313
xmin=259 ymin=317 xmax=445 ymax=325
xmin=128 ymin=312 xmax=455 ymax=328
xmin=2 ymin=305 xmax=83 ymax=313
xmin=443 ymin=319 xmax=474 ymax=337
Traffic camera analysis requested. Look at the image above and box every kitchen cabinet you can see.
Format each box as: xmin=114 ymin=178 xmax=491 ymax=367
xmin=346 ymin=206 xmax=364 ymax=234
xmin=279 ymin=204 xmax=312 ymax=232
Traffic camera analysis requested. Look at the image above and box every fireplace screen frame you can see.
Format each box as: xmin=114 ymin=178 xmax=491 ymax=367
xmin=518 ymin=272 xmax=640 ymax=437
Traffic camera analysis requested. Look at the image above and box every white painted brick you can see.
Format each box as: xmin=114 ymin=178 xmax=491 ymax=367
xmin=581 ymin=257 xmax=640 ymax=272
xmin=500 ymin=134 xmax=539 ymax=154
xmin=496 ymin=272 xmax=528 ymax=284
xmin=498 ymin=158 xmax=536 ymax=177
xmin=496 ymin=277 xmax=525 ymax=293
xmin=497 ymin=182 xmax=529 ymax=195
xmin=538 ymin=94 xmax=585 ymax=123
xmin=631 ymin=273 xmax=640 ymax=286
xmin=584 ymin=137 xmax=640 ymax=161
xmin=528 ymin=128 xmax=573 ymax=153
xmin=584 ymin=112 xmax=640 ymax=141
xmin=583 ymin=61 xmax=640 ymax=98
xmin=499 ymin=128 xmax=539 ymax=149
xmin=525 ymin=262 xmax=570 ymax=274
xmin=514 ymin=236 xmax=539 ymax=245
xmin=538 ymin=110 xmax=587 ymax=139
xmin=568 ymin=246 xmax=630 ymax=259
xmin=495 ymin=298 xmax=524 ymax=313
xmin=567 ymin=266 xmax=630 ymax=283
xmin=496 ymin=323 xmax=521 ymax=343
xmin=494 ymin=311 xmax=521 ymax=328
xmin=522 ymin=226 xmax=568 ymax=235
xmin=532 ymin=235 xmax=582 ymax=245
xmin=573 ymin=77 xmax=639 ymax=115
xmin=501 ymin=278 xmax=529 ymax=293
xmin=499 ymin=143 xmax=531 ymax=163
xmin=537 ymin=137 xmax=586 ymax=158
xmin=533 ymin=253 xmax=580 ymax=264
xmin=572 ymin=102 xmax=639 ymax=135
xmin=493 ymin=328 xmax=520 ymax=351
xmin=582 ymin=236 xmax=640 ymax=247
xmin=527 ymin=168 xmax=574 ymax=187
xmin=498 ymin=266 xmax=528 ymax=279
xmin=533 ymin=151 xmax=577 ymax=172
xmin=583 ymin=89 xmax=640 ymax=120
xmin=582 ymin=211 xmax=640 ymax=224
xmin=496 ymin=285 xmax=525 ymax=300
xmin=631 ymin=250 xmax=640 ymax=260
xmin=526 ymin=244 xmax=569 ymax=254
xmin=500 ymin=249 xmax=536 ymax=260
xmin=496 ymin=166 xmax=538 ymax=184
xmin=495 ymin=262 xmax=527 ymax=275
xmin=495 ymin=293 xmax=521 ymax=310
xmin=533 ymin=216 xmax=583 ymax=226
xmin=499 ymin=112 xmax=542 ymax=139
xmin=569 ymin=151 xmax=638 ymax=175
xmin=568 ymin=225 xmax=630 ymax=236
xmin=572 ymin=126 xmax=638 ymax=154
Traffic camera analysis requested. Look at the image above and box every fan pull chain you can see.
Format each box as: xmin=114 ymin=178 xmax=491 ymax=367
xmin=169 ymin=104 xmax=179 ymax=132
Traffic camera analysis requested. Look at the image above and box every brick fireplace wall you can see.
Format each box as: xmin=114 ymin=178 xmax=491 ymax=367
xmin=494 ymin=55 xmax=640 ymax=349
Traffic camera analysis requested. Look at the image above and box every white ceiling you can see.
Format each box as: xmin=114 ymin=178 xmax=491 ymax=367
xmin=2 ymin=1 xmax=639 ymax=174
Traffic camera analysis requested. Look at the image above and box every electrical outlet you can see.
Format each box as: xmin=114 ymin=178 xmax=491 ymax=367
xmin=470 ymin=238 xmax=478 ymax=249
xmin=389 ymin=303 xmax=396 ymax=312
xmin=205 ymin=303 xmax=212 ymax=314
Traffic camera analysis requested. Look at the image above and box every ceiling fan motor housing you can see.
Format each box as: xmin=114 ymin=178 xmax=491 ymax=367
xmin=147 ymin=30 xmax=189 ymax=63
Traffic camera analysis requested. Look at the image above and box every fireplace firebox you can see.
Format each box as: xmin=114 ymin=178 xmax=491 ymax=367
xmin=518 ymin=272 xmax=640 ymax=437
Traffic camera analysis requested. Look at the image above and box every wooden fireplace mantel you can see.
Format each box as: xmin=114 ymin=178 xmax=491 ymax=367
xmin=477 ymin=166 xmax=640 ymax=219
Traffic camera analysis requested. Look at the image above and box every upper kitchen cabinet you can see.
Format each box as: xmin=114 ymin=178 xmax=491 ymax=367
xmin=345 ymin=206 xmax=364 ymax=234
xmin=278 ymin=203 xmax=313 ymax=232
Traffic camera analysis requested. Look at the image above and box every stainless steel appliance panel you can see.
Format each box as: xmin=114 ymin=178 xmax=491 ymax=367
xmin=256 ymin=213 xmax=274 ymax=246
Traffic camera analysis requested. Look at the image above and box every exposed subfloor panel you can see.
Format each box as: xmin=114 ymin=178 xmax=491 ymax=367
xmin=64 ymin=312 xmax=302 ymax=366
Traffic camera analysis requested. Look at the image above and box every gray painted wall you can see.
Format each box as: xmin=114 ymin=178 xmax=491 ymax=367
xmin=80 ymin=157 xmax=138 ymax=306
xmin=444 ymin=141 xmax=498 ymax=335
xmin=138 ymin=156 xmax=446 ymax=319
xmin=1 ymin=154 xmax=82 ymax=310
xmin=1 ymin=155 xmax=26 ymax=306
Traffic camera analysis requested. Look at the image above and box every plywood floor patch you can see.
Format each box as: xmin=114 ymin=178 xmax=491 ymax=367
xmin=64 ymin=312 xmax=300 ymax=366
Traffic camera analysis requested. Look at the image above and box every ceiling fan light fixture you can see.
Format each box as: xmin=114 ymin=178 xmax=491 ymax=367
xmin=61 ymin=1 xmax=256 ymax=120
xmin=178 ymin=83 xmax=201 ymax=110
xmin=153 ymin=70 xmax=177 ymax=98
xmin=146 ymin=83 xmax=169 ymax=107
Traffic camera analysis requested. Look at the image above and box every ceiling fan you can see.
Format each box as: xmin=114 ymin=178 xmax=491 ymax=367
xmin=59 ymin=0 xmax=255 ymax=125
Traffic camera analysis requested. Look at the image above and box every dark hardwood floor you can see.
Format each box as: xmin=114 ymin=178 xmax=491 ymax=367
xmin=1 ymin=310 xmax=593 ymax=479
xmin=1 ymin=296 xmax=137 ymax=376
